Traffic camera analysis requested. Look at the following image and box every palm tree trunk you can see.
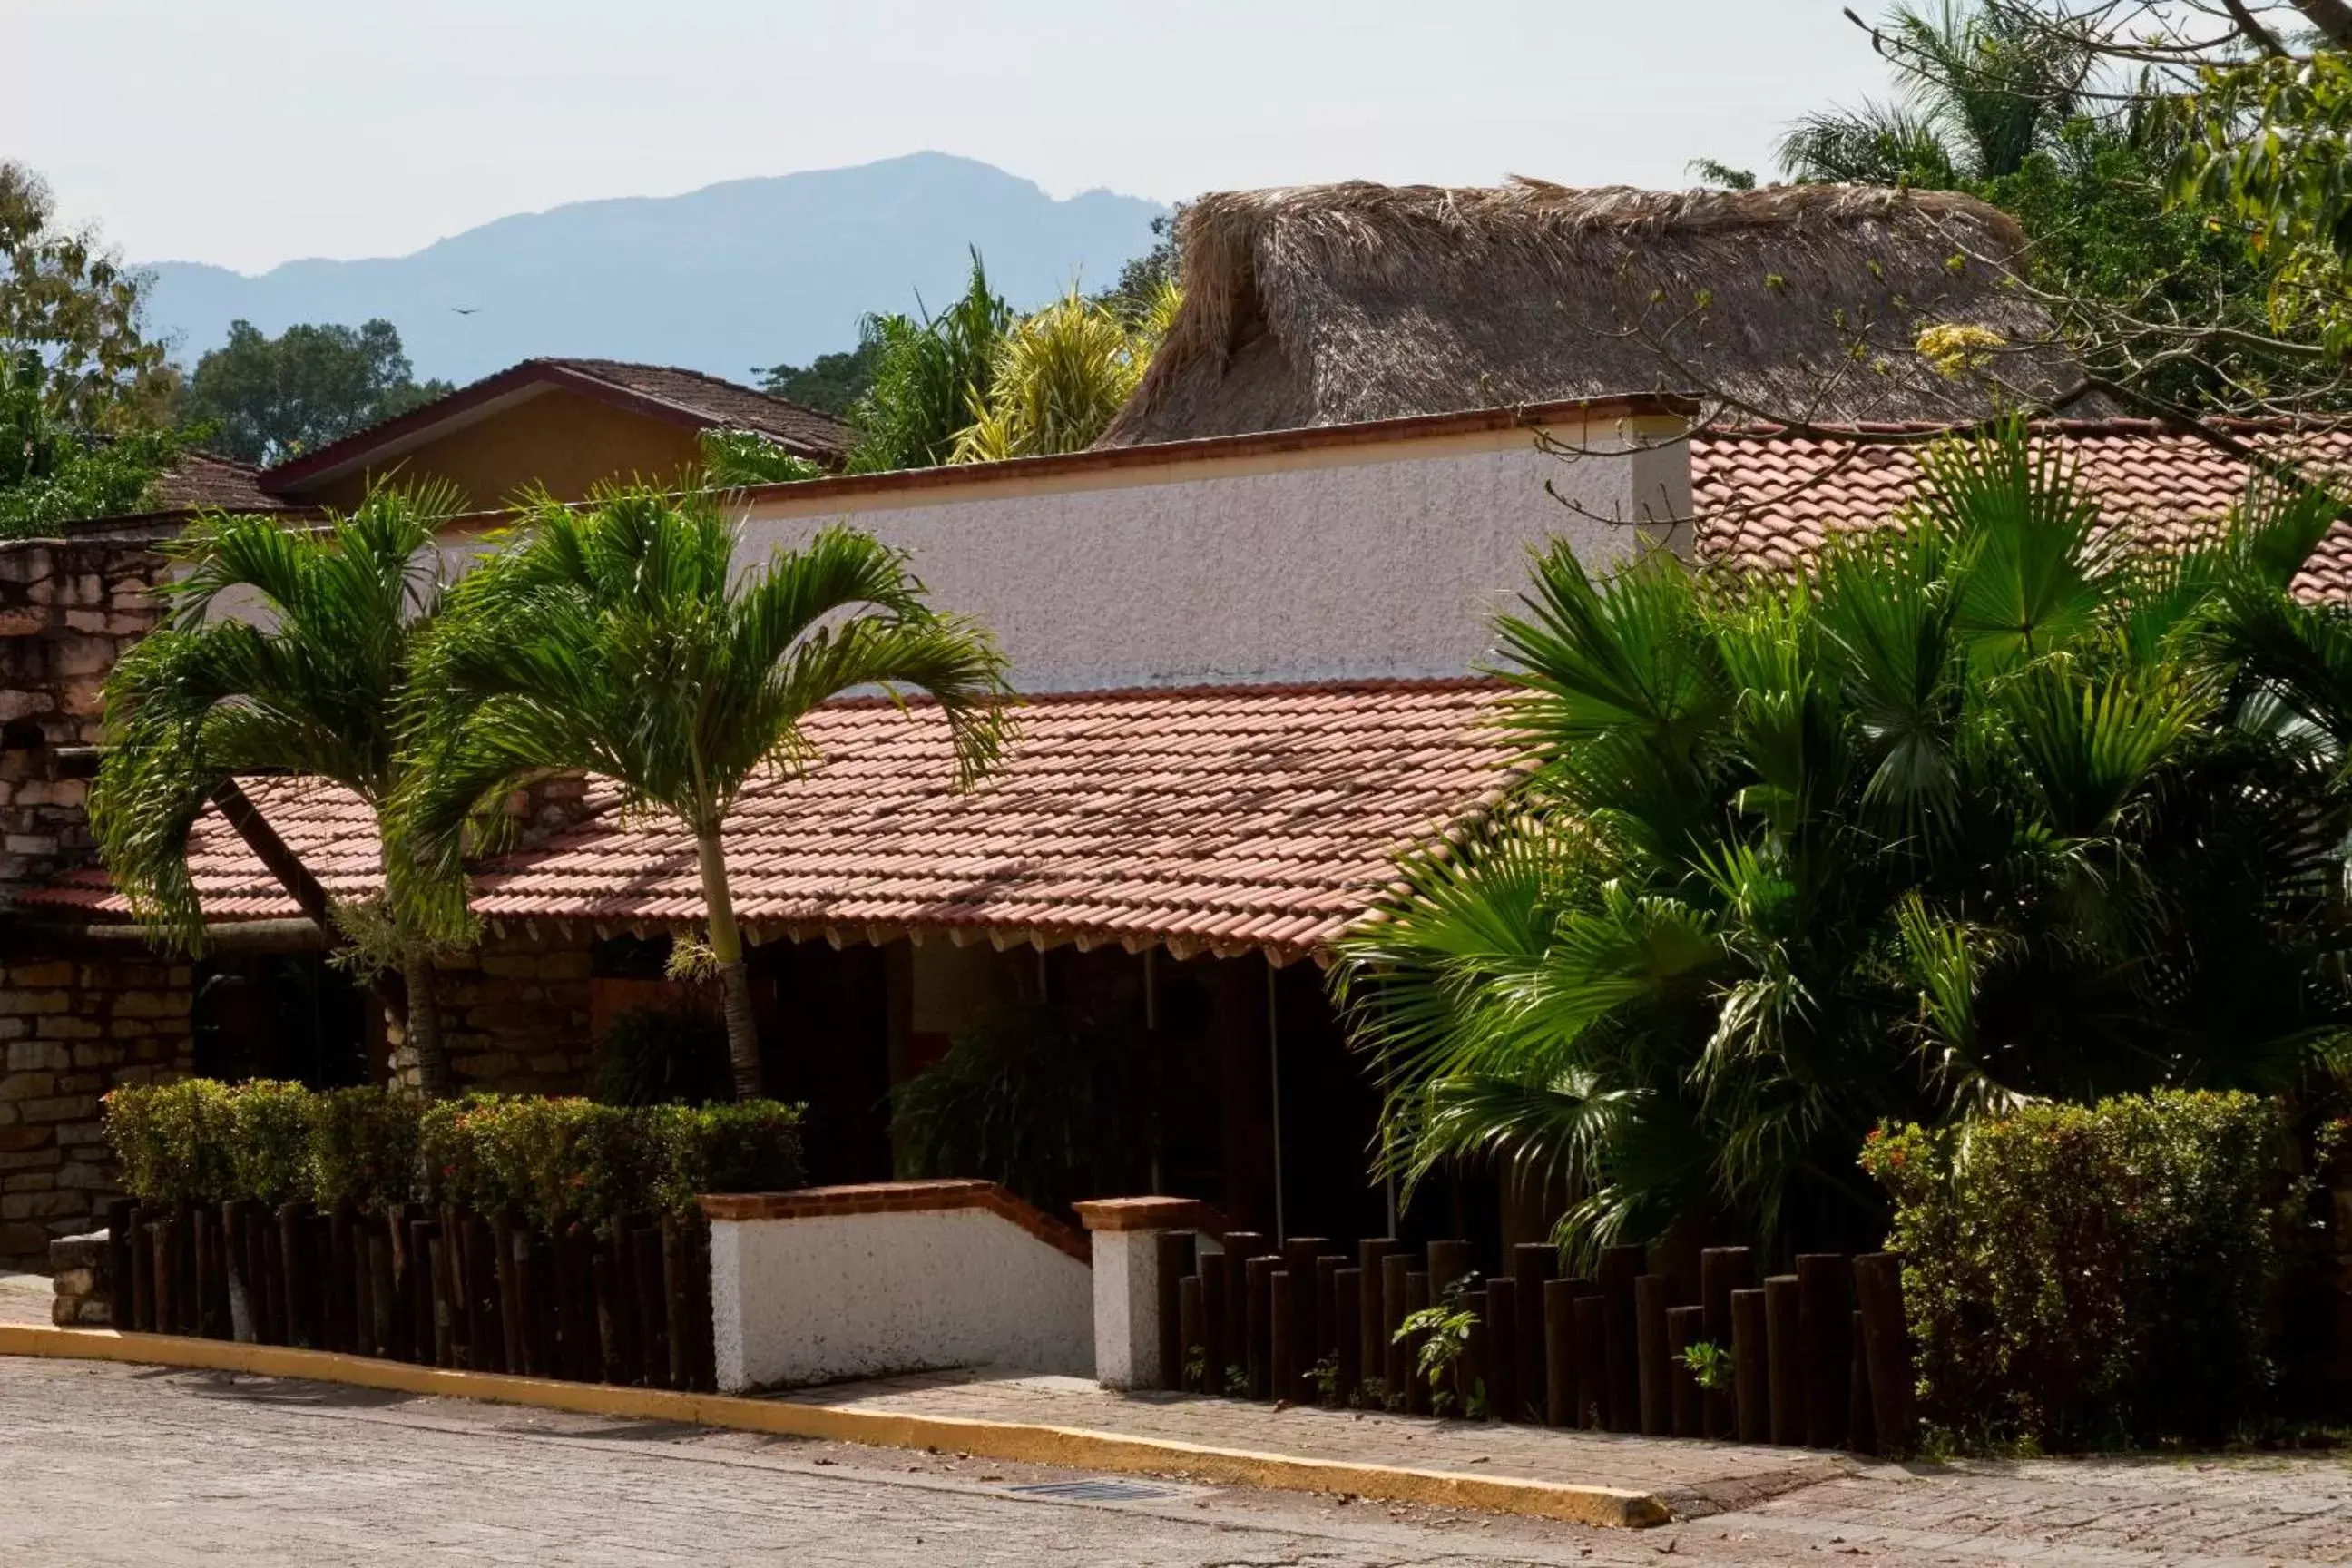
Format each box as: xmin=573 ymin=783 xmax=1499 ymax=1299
xmin=696 ymin=828 xmax=762 ymax=1099
xmin=401 ymin=942 xmax=452 ymax=1099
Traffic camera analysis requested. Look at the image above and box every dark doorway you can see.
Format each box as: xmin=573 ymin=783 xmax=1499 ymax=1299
xmin=191 ymin=952 xmax=368 ymax=1088
xmin=747 ymin=939 xmax=894 ymax=1185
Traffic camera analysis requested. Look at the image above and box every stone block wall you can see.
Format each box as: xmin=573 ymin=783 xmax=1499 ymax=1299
xmin=0 ymin=535 xmax=171 ymax=908
xmin=435 ymin=932 xmax=598 ymax=1094
xmin=0 ymin=951 xmax=194 ymax=1265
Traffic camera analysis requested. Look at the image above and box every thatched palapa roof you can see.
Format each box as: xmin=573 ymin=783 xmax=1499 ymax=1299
xmin=1097 ymin=180 xmax=2081 ymax=447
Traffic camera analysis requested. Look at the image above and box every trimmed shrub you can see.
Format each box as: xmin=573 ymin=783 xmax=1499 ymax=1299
xmin=104 ymin=1081 xmax=804 ymax=1227
xmin=225 ymin=1079 xmax=314 ymax=1208
xmin=1862 ymin=1091 xmax=2290 ymax=1448
xmin=307 ymin=1087 xmax=423 ymax=1215
xmin=103 ymin=1079 xmax=237 ymax=1207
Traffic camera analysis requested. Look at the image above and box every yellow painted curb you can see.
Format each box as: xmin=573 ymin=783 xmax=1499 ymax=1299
xmin=0 ymin=1322 xmax=1669 ymax=1528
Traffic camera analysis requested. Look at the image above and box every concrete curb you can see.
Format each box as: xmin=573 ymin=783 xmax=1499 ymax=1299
xmin=0 ymin=1322 xmax=1670 ymax=1528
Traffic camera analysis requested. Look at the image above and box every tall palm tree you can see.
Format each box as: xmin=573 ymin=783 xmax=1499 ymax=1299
xmin=1779 ymin=2 xmax=2097 ymax=185
xmin=406 ymin=483 xmax=1011 ymax=1099
xmin=1331 ymin=428 xmax=2352 ymax=1261
xmin=90 ymin=485 xmax=465 ymax=1095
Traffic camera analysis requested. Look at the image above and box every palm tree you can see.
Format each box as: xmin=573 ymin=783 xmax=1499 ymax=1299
xmin=1331 ymin=427 xmax=2352 ymax=1261
xmin=951 ymin=283 xmax=1178 ymax=463
xmin=90 ymin=485 xmax=465 ymax=1095
xmin=1779 ymin=2 xmax=2097 ymax=184
xmin=406 ymin=483 xmax=1011 ymax=1099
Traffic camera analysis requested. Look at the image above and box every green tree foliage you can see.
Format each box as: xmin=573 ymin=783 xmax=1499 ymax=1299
xmin=404 ymin=485 xmax=1011 ymax=1100
xmin=1331 ymin=428 xmax=2352 ymax=1263
xmin=90 ymin=485 xmax=467 ymax=1095
xmin=1094 ymin=207 xmax=1185 ymax=327
xmin=0 ymin=162 xmax=175 ymax=431
xmin=0 ymin=348 xmax=182 ymax=539
xmin=181 ymin=318 xmax=452 ymax=466
xmin=697 ymin=427 xmax=826 ymax=486
xmin=757 ymin=338 xmax=880 ymax=416
xmin=845 ymin=250 xmax=1014 ymax=473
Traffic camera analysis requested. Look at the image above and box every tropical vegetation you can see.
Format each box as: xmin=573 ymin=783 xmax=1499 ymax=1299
xmin=181 ymin=317 xmax=452 ymax=466
xmin=402 ymin=483 xmax=1011 ymax=1100
xmin=1332 ymin=428 xmax=2352 ymax=1263
xmin=1865 ymin=1089 xmax=2289 ymax=1449
xmin=88 ymin=485 xmax=467 ymax=1094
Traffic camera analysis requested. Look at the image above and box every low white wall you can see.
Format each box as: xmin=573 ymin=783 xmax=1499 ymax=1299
xmin=710 ymin=1206 xmax=1093 ymax=1392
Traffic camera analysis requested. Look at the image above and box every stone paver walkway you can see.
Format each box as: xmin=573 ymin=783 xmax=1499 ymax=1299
xmin=783 ymin=1368 xmax=1851 ymax=1516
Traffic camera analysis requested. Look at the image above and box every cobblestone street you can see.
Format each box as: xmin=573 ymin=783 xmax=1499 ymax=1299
xmin=13 ymin=1355 xmax=2352 ymax=1566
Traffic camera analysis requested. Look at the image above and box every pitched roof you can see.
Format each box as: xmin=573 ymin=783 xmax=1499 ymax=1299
xmin=1100 ymin=180 xmax=2082 ymax=448
xmin=20 ymin=682 xmax=1514 ymax=961
xmin=149 ymin=451 xmax=295 ymax=514
xmin=1690 ymin=419 xmax=2352 ymax=600
xmin=21 ymin=774 xmax=385 ymax=921
xmin=257 ymin=358 xmax=855 ymax=494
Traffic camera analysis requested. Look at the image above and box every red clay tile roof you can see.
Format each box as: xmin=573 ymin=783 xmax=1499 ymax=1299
xmin=538 ymin=359 xmax=850 ymax=456
xmin=21 ymin=775 xmax=382 ymax=920
xmin=22 ymin=682 xmax=1514 ymax=960
xmin=1691 ymin=419 xmax=2352 ymax=599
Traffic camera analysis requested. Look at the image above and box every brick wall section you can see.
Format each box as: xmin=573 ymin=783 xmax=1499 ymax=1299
xmin=0 ymin=537 xmax=172 ymax=907
xmin=0 ymin=952 xmax=193 ymax=1266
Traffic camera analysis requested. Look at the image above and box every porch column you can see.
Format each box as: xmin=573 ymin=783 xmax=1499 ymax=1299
xmin=1074 ymin=1197 xmax=1213 ymax=1391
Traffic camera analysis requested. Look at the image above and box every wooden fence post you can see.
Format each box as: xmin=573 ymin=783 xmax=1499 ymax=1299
xmin=1283 ymin=1238 xmax=1325 ymax=1384
xmin=129 ymin=1209 xmax=155 ymax=1334
xmin=276 ymin=1203 xmax=307 ymax=1348
xmin=1357 ymin=1239 xmax=1397 ymax=1402
xmin=1765 ymin=1272 xmax=1802 ymax=1445
xmin=1731 ymin=1286 xmax=1769 ymax=1443
xmin=1314 ymin=1255 xmax=1342 ymax=1386
xmin=1543 ymin=1278 xmax=1574 ymax=1426
xmin=1199 ymin=1250 xmax=1229 ymax=1396
xmin=1573 ymin=1291 xmax=1608 ymax=1430
xmin=1666 ymin=1303 xmax=1704 ymax=1437
xmin=150 ymin=1213 xmax=176 ymax=1337
xmin=1600 ymin=1244 xmax=1644 ymax=1432
xmin=1160 ymin=1232 xmax=1197 ymax=1393
xmin=1244 ymin=1254 xmax=1277 ymax=1400
xmin=1381 ymin=1251 xmax=1413 ymax=1404
xmin=1700 ymin=1246 xmax=1752 ymax=1439
xmin=220 ymin=1201 xmax=250 ymax=1343
xmin=1485 ymin=1276 xmax=1520 ymax=1423
xmin=1269 ymin=1269 xmax=1297 ymax=1400
xmin=660 ymin=1220 xmax=691 ymax=1392
xmin=1847 ymin=1310 xmax=1875 ymax=1455
xmin=105 ymin=1199 xmax=134 ymax=1329
xmin=1635 ymin=1273 xmax=1672 ymax=1436
xmin=368 ymin=1224 xmax=397 ymax=1359
xmin=1513 ymin=1242 xmax=1558 ymax=1423
xmin=1797 ymin=1254 xmax=1851 ymax=1449
xmin=1853 ymin=1253 xmax=1915 ymax=1457
xmin=630 ymin=1227 xmax=666 ymax=1388
xmin=1178 ymin=1274 xmax=1203 ymax=1392
xmin=1333 ymin=1266 xmax=1362 ymax=1406
xmin=1402 ymin=1271 xmax=1432 ymax=1416
xmin=495 ymin=1213 xmax=527 ymax=1376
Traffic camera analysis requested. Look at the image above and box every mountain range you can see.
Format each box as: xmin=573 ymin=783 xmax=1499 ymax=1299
xmin=140 ymin=153 xmax=1169 ymax=387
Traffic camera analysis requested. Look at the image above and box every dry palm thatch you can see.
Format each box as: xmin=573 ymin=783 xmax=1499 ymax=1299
xmin=1095 ymin=179 xmax=2084 ymax=447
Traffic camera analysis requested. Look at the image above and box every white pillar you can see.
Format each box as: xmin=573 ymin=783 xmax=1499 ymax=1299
xmin=1074 ymin=1197 xmax=1211 ymax=1393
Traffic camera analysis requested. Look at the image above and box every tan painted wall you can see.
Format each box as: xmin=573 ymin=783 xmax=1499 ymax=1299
xmin=300 ymin=387 xmax=706 ymax=511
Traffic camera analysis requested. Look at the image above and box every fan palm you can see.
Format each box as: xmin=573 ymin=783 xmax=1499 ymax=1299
xmin=405 ymin=483 xmax=1012 ymax=1099
xmin=1332 ymin=427 xmax=2352 ymax=1262
xmin=89 ymin=484 xmax=465 ymax=1095
xmin=1779 ymin=2 xmax=2096 ymax=184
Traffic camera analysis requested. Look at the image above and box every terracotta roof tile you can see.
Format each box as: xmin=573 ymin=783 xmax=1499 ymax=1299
xmin=1691 ymin=419 xmax=2352 ymax=599
xmin=22 ymin=681 xmax=1514 ymax=959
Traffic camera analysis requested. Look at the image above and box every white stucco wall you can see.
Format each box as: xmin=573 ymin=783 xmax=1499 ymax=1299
xmin=710 ymin=1207 xmax=1094 ymax=1393
xmin=731 ymin=418 xmax=1681 ymax=693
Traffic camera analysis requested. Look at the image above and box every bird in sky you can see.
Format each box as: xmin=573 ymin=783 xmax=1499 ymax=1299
xmin=451 ymin=306 xmax=480 ymax=316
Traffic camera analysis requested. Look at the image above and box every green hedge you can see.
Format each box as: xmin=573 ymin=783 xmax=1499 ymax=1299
xmin=103 ymin=1082 xmax=804 ymax=1225
xmin=1862 ymin=1090 xmax=2289 ymax=1449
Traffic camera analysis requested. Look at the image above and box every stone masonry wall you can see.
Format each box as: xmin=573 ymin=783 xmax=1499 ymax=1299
xmin=0 ymin=535 xmax=171 ymax=908
xmin=0 ymin=950 xmax=194 ymax=1266
xmin=434 ymin=931 xmax=597 ymax=1094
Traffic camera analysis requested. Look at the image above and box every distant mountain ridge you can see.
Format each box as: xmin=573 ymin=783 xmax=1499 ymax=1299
xmin=141 ymin=153 xmax=1169 ymax=387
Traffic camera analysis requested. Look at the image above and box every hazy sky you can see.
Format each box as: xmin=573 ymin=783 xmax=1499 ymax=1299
xmin=5 ymin=1 xmax=1895 ymax=274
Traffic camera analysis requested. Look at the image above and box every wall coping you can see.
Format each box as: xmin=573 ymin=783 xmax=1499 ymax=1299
xmin=1072 ymin=1196 xmax=1219 ymax=1234
xmin=698 ymin=1181 xmax=1091 ymax=1266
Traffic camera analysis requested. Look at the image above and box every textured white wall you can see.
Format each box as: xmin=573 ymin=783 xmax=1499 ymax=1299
xmin=710 ymin=1208 xmax=1094 ymax=1392
xmin=735 ymin=432 xmax=1665 ymax=692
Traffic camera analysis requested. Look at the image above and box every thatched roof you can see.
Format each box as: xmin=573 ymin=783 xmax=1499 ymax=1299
xmin=1097 ymin=180 xmax=2082 ymax=447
